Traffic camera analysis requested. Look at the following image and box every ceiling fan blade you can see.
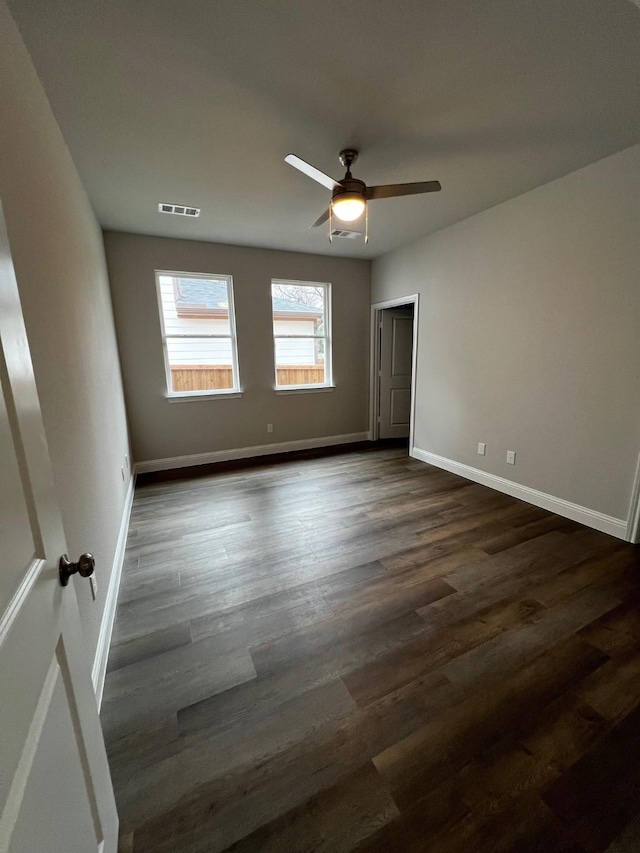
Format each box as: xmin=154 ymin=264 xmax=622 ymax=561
xmin=285 ymin=154 xmax=341 ymax=191
xmin=309 ymin=209 xmax=330 ymax=228
xmin=366 ymin=180 xmax=441 ymax=200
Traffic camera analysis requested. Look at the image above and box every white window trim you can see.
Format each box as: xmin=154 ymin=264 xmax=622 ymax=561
xmin=167 ymin=390 xmax=244 ymax=402
xmin=271 ymin=279 xmax=332 ymax=390
xmin=155 ymin=269 xmax=241 ymax=399
xmin=274 ymin=385 xmax=335 ymax=395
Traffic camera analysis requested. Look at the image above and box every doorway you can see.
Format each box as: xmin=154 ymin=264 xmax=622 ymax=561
xmin=370 ymin=295 xmax=418 ymax=450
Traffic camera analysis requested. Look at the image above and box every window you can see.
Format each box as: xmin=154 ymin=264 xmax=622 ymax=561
xmin=155 ymin=271 xmax=240 ymax=396
xmin=271 ymin=280 xmax=332 ymax=389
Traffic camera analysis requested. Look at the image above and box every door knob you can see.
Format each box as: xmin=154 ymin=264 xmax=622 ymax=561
xmin=59 ymin=553 xmax=95 ymax=587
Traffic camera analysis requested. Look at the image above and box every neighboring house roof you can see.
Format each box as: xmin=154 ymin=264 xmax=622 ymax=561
xmin=176 ymin=278 xmax=229 ymax=311
xmin=272 ymin=296 xmax=321 ymax=316
xmin=176 ymin=277 xmax=322 ymax=316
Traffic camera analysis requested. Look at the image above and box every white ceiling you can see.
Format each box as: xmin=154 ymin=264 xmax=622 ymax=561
xmin=8 ymin=0 xmax=640 ymax=259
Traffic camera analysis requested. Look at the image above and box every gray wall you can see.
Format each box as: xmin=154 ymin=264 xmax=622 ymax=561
xmin=373 ymin=144 xmax=640 ymax=522
xmin=104 ymin=232 xmax=371 ymax=464
xmin=0 ymin=1 xmax=131 ymax=655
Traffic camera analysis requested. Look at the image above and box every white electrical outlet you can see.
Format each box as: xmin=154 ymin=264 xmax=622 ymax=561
xmin=267 ymin=423 xmax=273 ymax=433
xmin=89 ymin=575 xmax=98 ymax=601
xmin=506 ymin=450 xmax=516 ymax=465
xmin=477 ymin=442 xmax=486 ymax=456
xmin=124 ymin=454 xmax=129 ymax=470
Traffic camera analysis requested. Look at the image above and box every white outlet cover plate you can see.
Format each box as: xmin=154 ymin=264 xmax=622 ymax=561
xmin=506 ymin=451 xmax=516 ymax=464
xmin=477 ymin=442 xmax=486 ymax=455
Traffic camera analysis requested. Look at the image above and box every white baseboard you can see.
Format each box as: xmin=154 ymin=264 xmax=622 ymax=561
xmin=134 ymin=432 xmax=372 ymax=475
xmin=92 ymin=473 xmax=135 ymax=708
xmin=411 ymin=446 xmax=628 ymax=540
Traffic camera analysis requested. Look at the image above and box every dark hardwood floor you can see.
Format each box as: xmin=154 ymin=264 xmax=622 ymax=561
xmin=102 ymin=444 xmax=640 ymax=852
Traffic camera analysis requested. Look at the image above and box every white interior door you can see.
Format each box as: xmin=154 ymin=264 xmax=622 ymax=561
xmin=0 ymin=202 xmax=118 ymax=853
xmin=378 ymin=307 xmax=414 ymax=439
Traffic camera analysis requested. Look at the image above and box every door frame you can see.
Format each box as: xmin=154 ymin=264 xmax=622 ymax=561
xmin=627 ymin=452 xmax=640 ymax=543
xmin=369 ymin=294 xmax=419 ymax=452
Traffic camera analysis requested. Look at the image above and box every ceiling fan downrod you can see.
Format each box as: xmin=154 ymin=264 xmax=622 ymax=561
xmin=338 ymin=148 xmax=358 ymax=179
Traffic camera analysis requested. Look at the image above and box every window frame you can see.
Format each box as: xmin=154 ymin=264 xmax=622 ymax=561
xmin=154 ymin=269 xmax=241 ymax=399
xmin=271 ymin=279 xmax=333 ymax=392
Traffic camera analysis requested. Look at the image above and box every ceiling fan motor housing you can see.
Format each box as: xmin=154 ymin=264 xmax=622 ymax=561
xmin=332 ymin=177 xmax=366 ymax=205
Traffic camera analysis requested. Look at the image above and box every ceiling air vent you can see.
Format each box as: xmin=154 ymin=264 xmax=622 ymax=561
xmin=330 ymin=228 xmax=361 ymax=239
xmin=158 ymin=202 xmax=200 ymax=217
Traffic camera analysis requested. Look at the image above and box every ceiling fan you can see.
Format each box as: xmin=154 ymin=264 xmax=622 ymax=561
xmin=284 ymin=148 xmax=441 ymax=240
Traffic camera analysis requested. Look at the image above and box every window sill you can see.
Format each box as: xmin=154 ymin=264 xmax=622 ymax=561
xmin=274 ymin=385 xmax=335 ymax=395
xmin=166 ymin=390 xmax=244 ymax=402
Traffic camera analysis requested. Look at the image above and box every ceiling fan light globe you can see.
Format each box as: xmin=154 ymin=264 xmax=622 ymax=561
xmin=331 ymin=195 xmax=365 ymax=222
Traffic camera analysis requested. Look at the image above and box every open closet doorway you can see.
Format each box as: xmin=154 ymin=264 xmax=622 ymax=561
xmin=370 ymin=295 xmax=418 ymax=450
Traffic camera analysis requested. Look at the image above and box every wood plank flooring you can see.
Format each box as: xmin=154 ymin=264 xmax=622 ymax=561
xmin=102 ymin=444 xmax=640 ymax=852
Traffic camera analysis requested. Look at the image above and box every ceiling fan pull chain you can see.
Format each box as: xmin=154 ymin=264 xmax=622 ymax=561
xmin=328 ymin=203 xmax=333 ymax=242
xmin=365 ymin=202 xmax=369 ymax=244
